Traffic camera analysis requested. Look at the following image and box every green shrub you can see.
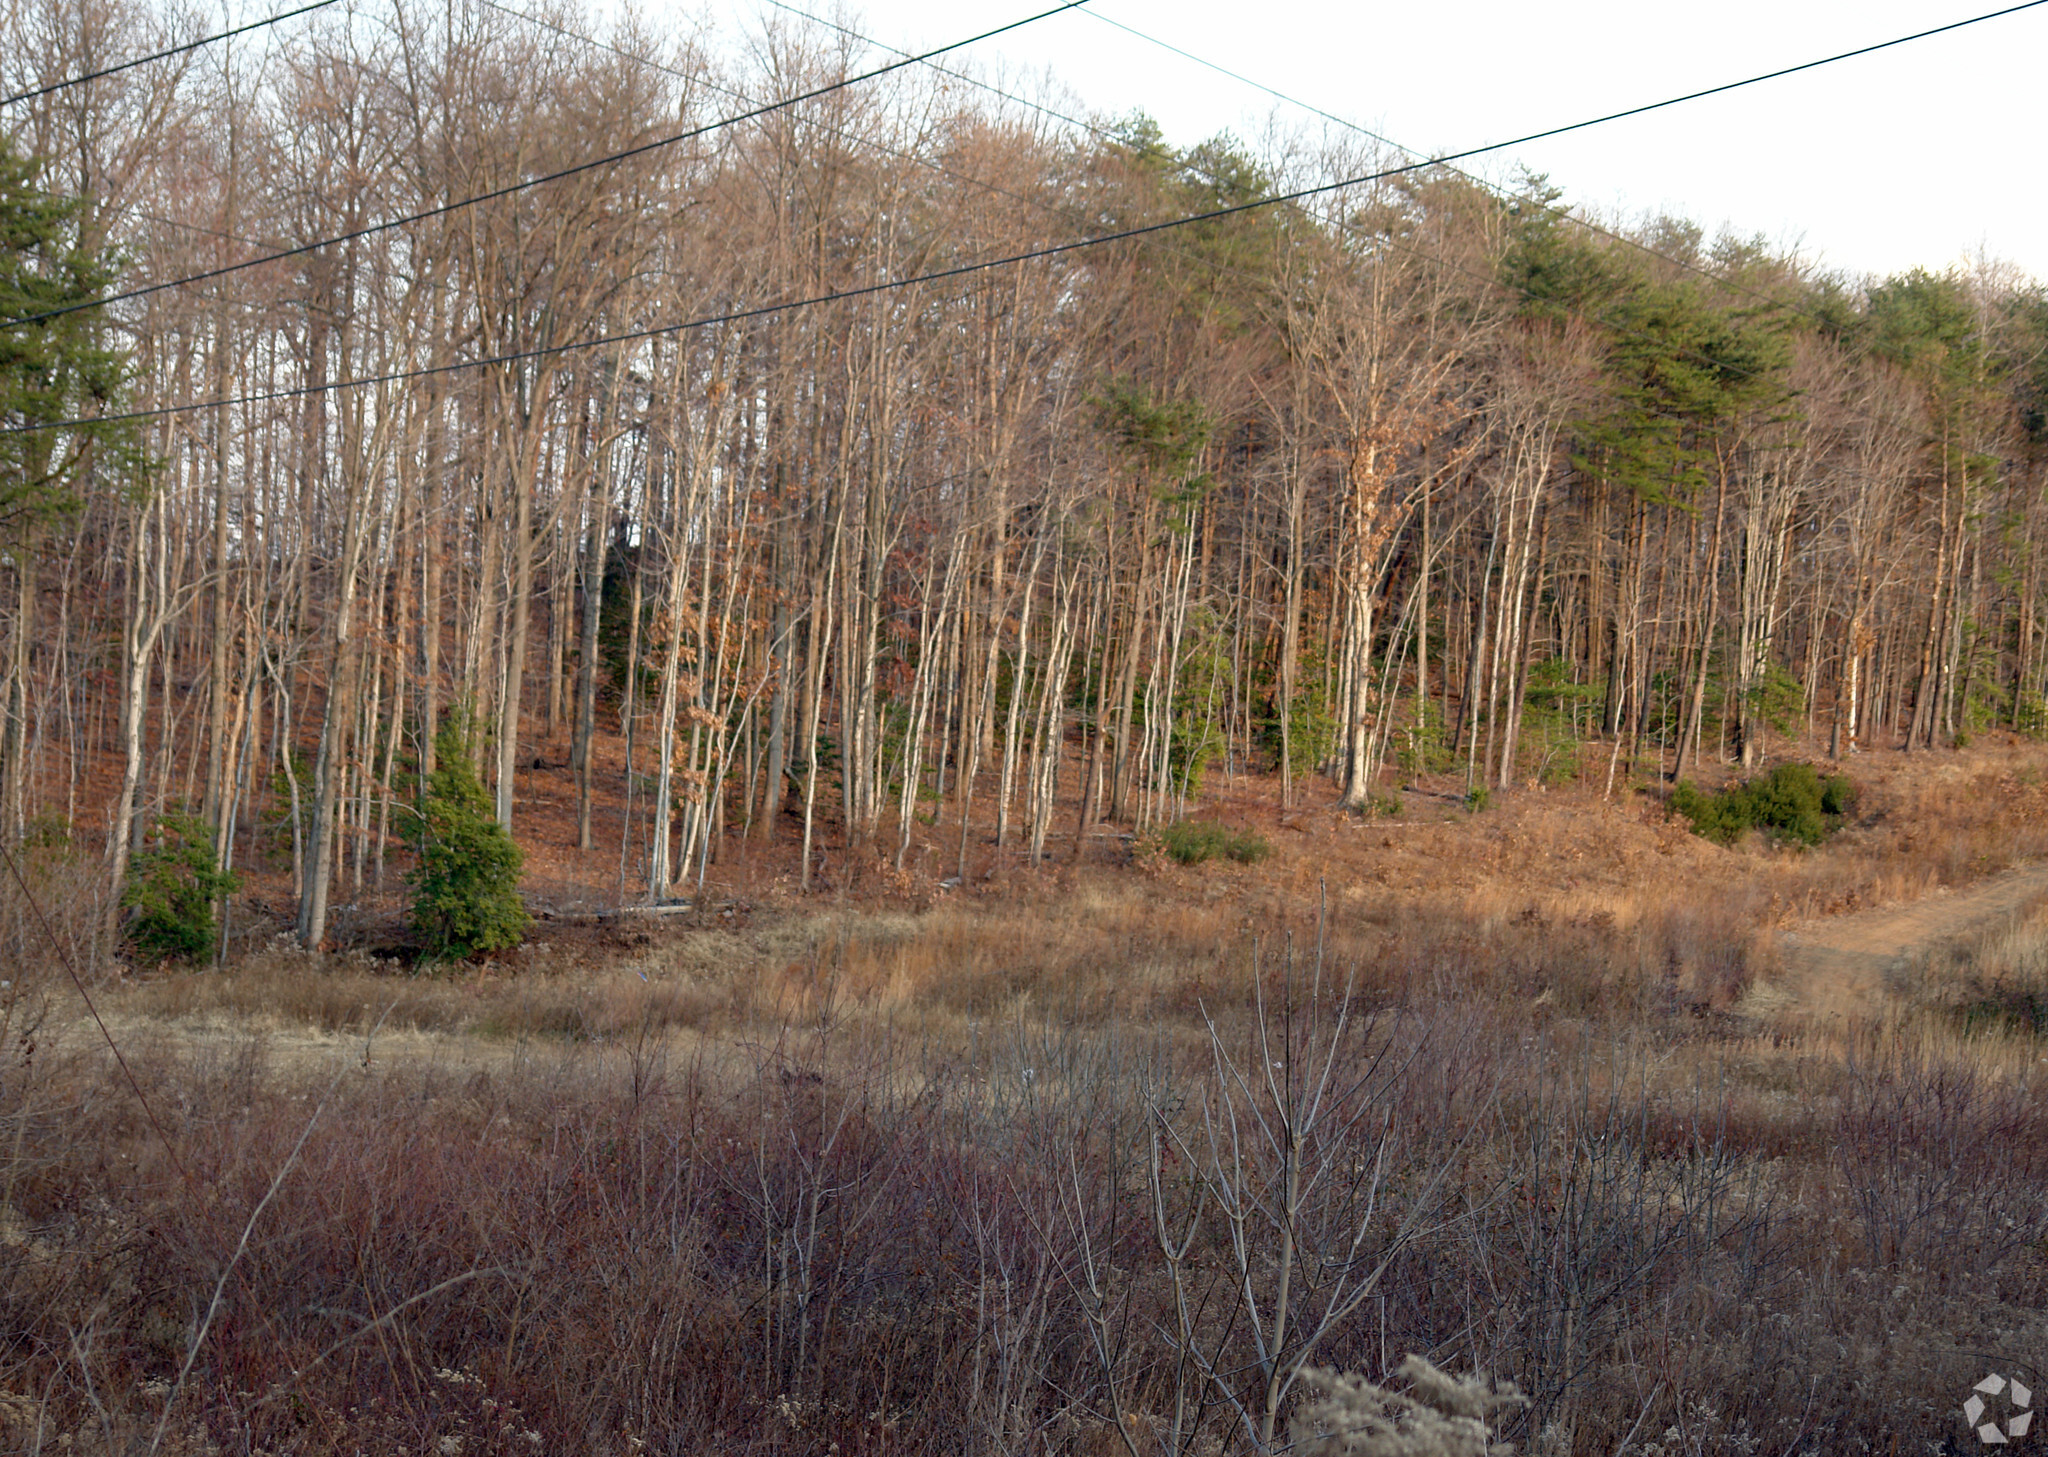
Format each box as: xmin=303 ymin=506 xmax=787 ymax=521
xmin=21 ymin=811 xmax=73 ymax=855
xmin=1258 ymin=646 xmax=1341 ymax=778
xmin=1523 ymin=656 xmax=1598 ymax=785
xmin=122 ymin=808 xmax=238 ymax=965
xmin=1160 ymin=818 xmax=1271 ymax=866
xmin=1669 ymin=762 xmax=1855 ymax=847
xmin=2016 ymin=691 xmax=2048 ymax=740
xmin=1166 ymin=606 xmax=1230 ymax=798
xmin=408 ymin=714 xmax=529 ymax=962
xmin=1747 ymin=660 xmax=1806 ymax=737
xmin=1956 ymin=981 xmax=2048 ymax=1038
xmin=1393 ymin=697 xmax=1453 ymax=777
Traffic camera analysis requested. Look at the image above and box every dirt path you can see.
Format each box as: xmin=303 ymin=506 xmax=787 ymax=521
xmin=1770 ymin=861 xmax=2048 ymax=1016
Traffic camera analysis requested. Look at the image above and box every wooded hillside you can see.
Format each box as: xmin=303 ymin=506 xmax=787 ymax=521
xmin=5 ymin=0 xmax=2046 ymax=944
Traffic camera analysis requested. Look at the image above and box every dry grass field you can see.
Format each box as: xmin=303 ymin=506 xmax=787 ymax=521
xmin=10 ymin=742 xmax=2048 ymax=1454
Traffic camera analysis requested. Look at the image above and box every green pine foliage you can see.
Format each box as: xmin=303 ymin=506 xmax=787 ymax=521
xmin=1521 ymin=657 xmax=1599 ymax=785
xmin=1165 ymin=605 xmax=1229 ymax=797
xmin=1 ymin=138 xmax=142 ymax=532
xmin=1266 ymin=645 xmax=1343 ymax=779
xmin=408 ymin=715 xmax=529 ymax=961
xmin=1092 ymin=378 xmax=1214 ymax=522
xmin=1669 ymin=762 xmax=1856 ymax=847
xmin=122 ymin=809 xmax=238 ymax=965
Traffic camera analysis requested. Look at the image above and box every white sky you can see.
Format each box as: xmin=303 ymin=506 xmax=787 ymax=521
xmin=742 ymin=0 xmax=2048 ymax=286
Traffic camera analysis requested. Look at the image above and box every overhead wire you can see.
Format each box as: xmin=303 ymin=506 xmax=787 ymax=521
xmin=476 ymin=0 xmax=1108 ymax=241
xmin=776 ymin=0 xmax=2023 ymax=402
xmin=480 ymin=1 xmax=1353 ymax=325
xmin=97 ymin=2 xmax=1103 ymax=332
xmin=554 ymin=0 xmax=1807 ymax=421
xmin=1075 ymin=4 xmax=2048 ymax=455
xmin=1071 ymin=7 xmax=1916 ymax=332
xmin=789 ymin=0 xmax=2039 ymax=324
xmin=9 ymin=0 xmax=2039 ymax=437
xmin=760 ymin=0 xmax=1140 ymax=158
xmin=0 ymin=0 xmax=1099 ymax=331
xmin=0 ymin=0 xmax=340 ymax=108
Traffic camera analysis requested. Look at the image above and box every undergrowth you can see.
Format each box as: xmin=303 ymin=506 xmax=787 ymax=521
xmin=1669 ymin=761 xmax=1855 ymax=846
xmin=7 ymin=991 xmax=2046 ymax=1453
xmin=122 ymin=807 xmax=239 ymax=966
xmin=14 ymin=748 xmax=2048 ymax=1452
xmin=1160 ymin=818 xmax=1273 ymax=865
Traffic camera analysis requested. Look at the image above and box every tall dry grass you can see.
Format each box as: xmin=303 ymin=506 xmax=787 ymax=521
xmin=14 ymin=746 xmax=2048 ymax=1451
xmin=9 ymin=935 xmax=2048 ymax=1452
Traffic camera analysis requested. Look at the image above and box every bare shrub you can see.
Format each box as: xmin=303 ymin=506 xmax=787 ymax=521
xmin=1832 ymin=1044 xmax=2048 ymax=1277
xmin=16 ymin=901 xmax=2048 ymax=1453
xmin=1035 ymin=937 xmax=1496 ymax=1457
xmin=0 ymin=828 xmax=115 ymax=985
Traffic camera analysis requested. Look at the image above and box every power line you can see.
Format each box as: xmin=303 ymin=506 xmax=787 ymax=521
xmin=0 ymin=0 xmax=340 ymax=109
xmin=119 ymin=2 xmax=993 ymax=317
xmin=779 ymin=0 xmax=2029 ymax=390
xmin=124 ymin=4 xmax=1104 ymax=327
xmin=11 ymin=0 xmax=2036 ymax=437
xmin=0 ymin=164 xmax=1886 ymax=436
xmin=592 ymin=0 xmax=1802 ymax=409
xmin=1076 ymin=8 xmax=1404 ymax=152
xmin=483 ymin=2 xmax=1309 ymax=314
xmin=761 ymin=0 xmax=1171 ymax=165
xmin=479 ymin=0 xmax=1085 ymax=231
xmin=0 ymin=0 xmax=1097 ymax=331
xmin=1079 ymin=5 xmax=2048 ymax=430
xmin=1084 ymin=0 xmax=2048 ymax=163
xmin=1071 ymin=9 xmax=1896 ymax=327
xmin=795 ymin=0 xmax=2039 ymax=310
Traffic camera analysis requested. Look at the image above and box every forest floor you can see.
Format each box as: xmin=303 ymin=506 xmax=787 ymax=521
xmin=86 ymin=726 xmax=2048 ymax=1062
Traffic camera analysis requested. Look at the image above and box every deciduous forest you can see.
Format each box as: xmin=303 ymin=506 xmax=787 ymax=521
xmin=5 ymin=0 xmax=2045 ymax=939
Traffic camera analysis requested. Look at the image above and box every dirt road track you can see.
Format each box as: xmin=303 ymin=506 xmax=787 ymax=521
xmin=1774 ymin=862 xmax=2048 ymax=1015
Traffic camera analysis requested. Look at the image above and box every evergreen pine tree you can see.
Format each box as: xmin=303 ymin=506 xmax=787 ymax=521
xmin=408 ymin=714 xmax=528 ymax=961
xmin=0 ymin=137 xmax=136 ymax=530
xmin=122 ymin=808 xmax=239 ymax=965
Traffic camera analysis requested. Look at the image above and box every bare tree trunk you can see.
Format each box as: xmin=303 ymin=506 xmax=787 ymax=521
xmin=573 ymin=445 xmax=614 ymax=852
